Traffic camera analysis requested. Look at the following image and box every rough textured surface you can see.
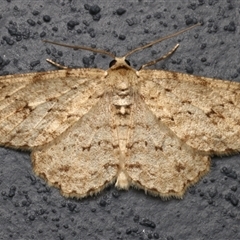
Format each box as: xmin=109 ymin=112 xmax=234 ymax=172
xmin=1 ymin=1 xmax=240 ymax=239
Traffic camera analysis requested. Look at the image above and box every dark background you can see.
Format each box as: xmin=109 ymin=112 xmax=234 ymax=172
xmin=1 ymin=1 xmax=240 ymax=239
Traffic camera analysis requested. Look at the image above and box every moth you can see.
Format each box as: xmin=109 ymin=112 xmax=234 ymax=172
xmin=0 ymin=24 xmax=239 ymax=199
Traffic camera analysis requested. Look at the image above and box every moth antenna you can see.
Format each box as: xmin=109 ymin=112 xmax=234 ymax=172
xmin=123 ymin=23 xmax=201 ymax=58
xmin=43 ymin=40 xmax=116 ymax=59
xmin=46 ymin=59 xmax=69 ymax=69
xmin=139 ymin=43 xmax=179 ymax=70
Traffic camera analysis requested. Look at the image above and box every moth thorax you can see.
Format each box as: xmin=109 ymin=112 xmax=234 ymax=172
xmin=112 ymin=89 xmax=133 ymax=115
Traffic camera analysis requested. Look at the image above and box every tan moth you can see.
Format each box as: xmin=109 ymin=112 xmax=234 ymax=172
xmin=0 ymin=24 xmax=240 ymax=199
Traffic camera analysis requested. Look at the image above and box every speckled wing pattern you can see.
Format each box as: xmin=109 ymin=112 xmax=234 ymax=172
xmin=0 ymin=69 xmax=105 ymax=149
xmin=123 ymin=94 xmax=210 ymax=198
xmin=32 ymin=95 xmax=119 ymax=198
xmin=139 ymin=70 xmax=240 ymax=155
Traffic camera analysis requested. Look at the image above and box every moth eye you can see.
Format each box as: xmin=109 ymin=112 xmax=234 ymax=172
xmin=125 ymin=59 xmax=131 ymax=66
xmin=109 ymin=60 xmax=117 ymax=67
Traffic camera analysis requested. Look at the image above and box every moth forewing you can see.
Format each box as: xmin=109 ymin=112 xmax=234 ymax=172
xmin=138 ymin=69 xmax=240 ymax=155
xmin=0 ymin=68 xmax=106 ymax=149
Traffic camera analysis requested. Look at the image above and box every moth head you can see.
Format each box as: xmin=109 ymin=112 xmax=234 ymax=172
xmin=109 ymin=57 xmax=132 ymax=70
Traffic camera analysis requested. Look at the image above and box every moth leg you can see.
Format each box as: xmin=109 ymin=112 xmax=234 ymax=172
xmin=46 ymin=58 xmax=69 ymax=69
xmin=139 ymin=44 xmax=179 ymax=70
